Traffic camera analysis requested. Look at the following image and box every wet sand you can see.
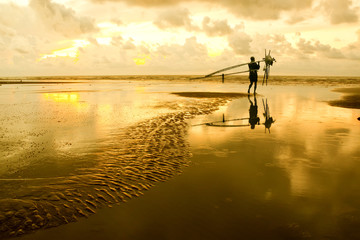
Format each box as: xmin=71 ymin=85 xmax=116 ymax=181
xmin=172 ymin=92 xmax=249 ymax=98
xmin=1 ymin=77 xmax=360 ymax=239
xmin=328 ymin=88 xmax=360 ymax=109
xmin=0 ymin=79 xmax=247 ymax=239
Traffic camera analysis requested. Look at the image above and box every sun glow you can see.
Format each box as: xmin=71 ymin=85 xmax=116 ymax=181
xmin=133 ymin=54 xmax=151 ymax=65
xmin=39 ymin=40 xmax=90 ymax=61
xmin=96 ymin=22 xmax=119 ymax=45
xmin=207 ymin=46 xmax=224 ymax=57
xmin=203 ymin=37 xmax=226 ymax=57
xmin=96 ymin=37 xmax=112 ymax=45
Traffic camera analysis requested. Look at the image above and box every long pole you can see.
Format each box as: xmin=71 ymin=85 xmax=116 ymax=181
xmin=205 ymin=59 xmax=264 ymax=77
xmin=190 ymin=70 xmax=250 ymax=80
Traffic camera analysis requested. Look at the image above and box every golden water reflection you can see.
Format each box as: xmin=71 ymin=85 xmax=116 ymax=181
xmin=3 ymin=82 xmax=359 ymax=240
xmin=189 ymin=91 xmax=360 ymax=199
xmin=1 ymin=85 xmax=188 ymax=179
xmin=43 ymin=92 xmax=79 ymax=103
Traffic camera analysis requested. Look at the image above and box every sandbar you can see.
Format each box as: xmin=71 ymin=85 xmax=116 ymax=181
xmin=328 ymin=87 xmax=360 ymax=109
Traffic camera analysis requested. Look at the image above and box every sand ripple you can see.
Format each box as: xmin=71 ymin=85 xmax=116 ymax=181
xmin=0 ymin=96 xmax=234 ymax=239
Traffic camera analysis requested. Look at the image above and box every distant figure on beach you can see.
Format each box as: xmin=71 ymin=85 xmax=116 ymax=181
xmin=248 ymin=56 xmax=260 ymax=94
xmin=248 ymin=95 xmax=260 ymax=129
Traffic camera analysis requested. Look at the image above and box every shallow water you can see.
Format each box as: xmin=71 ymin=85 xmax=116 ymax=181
xmin=0 ymin=79 xmax=239 ymax=238
xmin=1 ymin=77 xmax=360 ymax=239
xmin=186 ymin=88 xmax=360 ymax=239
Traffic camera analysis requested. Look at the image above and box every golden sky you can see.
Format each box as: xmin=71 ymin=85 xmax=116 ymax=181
xmin=1 ymin=0 xmax=360 ymax=76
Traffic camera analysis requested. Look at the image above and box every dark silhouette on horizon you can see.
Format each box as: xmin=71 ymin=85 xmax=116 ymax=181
xmin=248 ymin=56 xmax=260 ymax=94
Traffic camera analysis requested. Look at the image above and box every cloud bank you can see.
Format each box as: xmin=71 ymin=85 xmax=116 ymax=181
xmin=322 ymin=0 xmax=359 ymax=24
xmin=1 ymin=0 xmax=360 ymax=76
xmin=90 ymin=0 xmax=360 ymax=25
xmin=91 ymin=0 xmax=314 ymax=20
xmin=30 ymin=0 xmax=98 ymax=37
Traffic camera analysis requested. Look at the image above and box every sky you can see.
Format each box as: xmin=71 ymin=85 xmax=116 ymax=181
xmin=1 ymin=0 xmax=360 ymax=76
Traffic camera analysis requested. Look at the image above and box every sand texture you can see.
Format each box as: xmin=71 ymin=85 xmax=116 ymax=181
xmin=1 ymin=76 xmax=360 ymax=239
xmin=0 ymin=83 xmax=245 ymax=238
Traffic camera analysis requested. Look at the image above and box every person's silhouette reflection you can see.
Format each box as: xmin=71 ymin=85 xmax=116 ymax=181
xmin=248 ymin=94 xmax=260 ymax=129
xmin=262 ymin=98 xmax=275 ymax=133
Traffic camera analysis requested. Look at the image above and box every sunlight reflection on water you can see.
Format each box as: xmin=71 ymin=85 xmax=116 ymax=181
xmin=189 ymin=86 xmax=360 ymax=199
xmin=1 ymin=78 xmax=360 ymax=239
xmin=0 ymin=79 xmax=235 ymax=238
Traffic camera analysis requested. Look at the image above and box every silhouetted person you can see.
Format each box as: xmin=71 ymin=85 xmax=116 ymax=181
xmin=248 ymin=95 xmax=260 ymax=129
xmin=248 ymin=56 xmax=260 ymax=94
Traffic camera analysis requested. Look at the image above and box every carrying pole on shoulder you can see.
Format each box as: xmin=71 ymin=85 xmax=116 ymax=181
xmin=190 ymin=49 xmax=276 ymax=82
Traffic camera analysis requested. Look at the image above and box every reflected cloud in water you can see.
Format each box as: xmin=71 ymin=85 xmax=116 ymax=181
xmin=186 ymin=87 xmax=360 ymax=238
xmin=1 ymin=80 xmax=360 ymax=239
xmin=189 ymin=89 xmax=360 ymax=199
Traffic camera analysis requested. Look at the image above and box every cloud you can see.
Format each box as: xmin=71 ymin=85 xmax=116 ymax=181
xmin=69 ymin=36 xmax=212 ymax=74
xmin=285 ymin=9 xmax=312 ymax=24
xmin=30 ymin=0 xmax=98 ymax=37
xmin=251 ymin=33 xmax=347 ymax=62
xmin=321 ymin=0 xmax=359 ymax=24
xmin=297 ymin=38 xmax=317 ymax=54
xmin=91 ymin=0 xmax=314 ymax=20
xmin=153 ymin=8 xmax=197 ymax=31
xmin=202 ymin=16 xmax=233 ymax=37
xmin=110 ymin=18 xmax=123 ymax=26
xmin=227 ymin=30 xmax=252 ymax=55
xmin=219 ymin=0 xmax=313 ymax=20
xmin=91 ymin=0 xmax=179 ymax=7
xmin=341 ymin=29 xmax=360 ymax=60
xmin=297 ymin=38 xmax=345 ymax=59
xmin=0 ymin=3 xmax=35 ymax=36
xmin=0 ymin=4 xmax=39 ymax=61
xmin=0 ymin=24 xmax=16 ymax=37
xmin=0 ymin=2 xmax=100 ymax=76
xmin=154 ymin=11 xmax=234 ymax=37
xmin=1 ymin=0 xmax=359 ymax=76
xmin=148 ymin=36 xmax=212 ymax=73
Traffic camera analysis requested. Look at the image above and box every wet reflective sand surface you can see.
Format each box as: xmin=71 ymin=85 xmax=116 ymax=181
xmin=0 ymin=78 xmax=240 ymax=238
xmin=1 ymin=77 xmax=360 ymax=239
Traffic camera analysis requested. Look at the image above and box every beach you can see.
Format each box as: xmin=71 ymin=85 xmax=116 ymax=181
xmin=1 ymin=76 xmax=360 ymax=239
